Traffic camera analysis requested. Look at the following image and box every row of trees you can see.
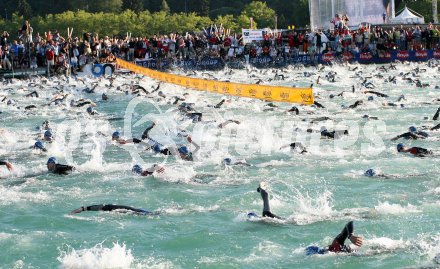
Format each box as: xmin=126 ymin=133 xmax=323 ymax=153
xmin=0 ymin=10 xmax=262 ymax=40
xmin=0 ymin=1 xmax=292 ymax=40
xmin=1 ymin=0 xmax=310 ymax=29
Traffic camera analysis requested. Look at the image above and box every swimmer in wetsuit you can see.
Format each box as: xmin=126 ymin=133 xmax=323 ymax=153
xmin=43 ymin=130 xmax=54 ymax=142
xmin=222 ymin=158 xmax=251 ymax=167
xmin=364 ymin=168 xmax=389 ymax=179
xmin=132 ymin=164 xmax=165 ymax=176
xmin=279 ymin=142 xmax=307 ymax=153
xmin=143 ymin=123 xmax=200 ymax=161
xmin=310 ymin=127 xmax=349 ymax=139
xmin=348 ymin=100 xmax=363 ymax=109
xmin=433 ymin=107 xmax=440 ymax=121
xmin=328 ymin=221 xmax=363 ymax=252
xmin=391 ymin=126 xmax=428 ymax=141
xmin=0 ymin=160 xmax=13 ymax=171
xmin=218 ymin=120 xmax=240 ymax=129
xmin=69 ymin=204 xmax=156 ymax=215
xmin=86 ymin=106 xmax=98 ymax=115
xmin=32 ymin=141 xmax=47 ymax=152
xmin=178 ymin=102 xmax=203 ymax=122
xmin=306 ymin=221 xmax=363 ymax=255
xmin=397 ymin=143 xmax=433 ymax=157
xmin=112 ymin=123 xmax=159 ymax=145
xmin=257 ymin=182 xmax=282 ymax=219
xmin=46 ymin=157 xmax=75 ymax=175
xmin=287 ymin=106 xmax=299 ymax=115
xmin=70 ymin=99 xmax=96 ymax=107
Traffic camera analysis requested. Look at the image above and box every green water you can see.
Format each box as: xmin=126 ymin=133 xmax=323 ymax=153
xmin=1 ymin=63 xmax=440 ymax=268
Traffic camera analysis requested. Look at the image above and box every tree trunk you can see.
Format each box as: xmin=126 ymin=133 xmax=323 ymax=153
xmin=434 ymin=0 xmax=438 ymax=23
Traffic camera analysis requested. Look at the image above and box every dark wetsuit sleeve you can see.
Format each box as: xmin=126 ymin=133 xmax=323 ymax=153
xmin=214 ymin=99 xmax=225 ymax=108
xmin=399 ymin=132 xmax=419 ymax=139
xmin=54 ymin=164 xmax=74 ymax=174
xmin=431 ymin=123 xmax=440 ymax=130
xmin=86 ymin=204 xmax=105 ymax=211
xmin=132 ymin=138 xmax=142 ymax=144
xmin=288 ymin=106 xmax=299 ymax=114
xmin=259 ymin=188 xmax=271 ymax=212
xmin=314 ymin=101 xmax=325 ymax=108
xmin=160 ymin=148 xmax=172 ymax=155
xmin=141 ymin=125 xmax=155 ymax=140
xmin=321 ymin=131 xmax=335 ymax=139
xmin=98 ymin=204 xmax=151 ymax=214
xmin=76 ymin=101 xmax=92 ymax=107
xmin=0 ymin=161 xmax=7 ymax=166
xmin=334 ymin=221 xmax=354 ymax=246
xmin=433 ymin=109 xmax=440 ymax=120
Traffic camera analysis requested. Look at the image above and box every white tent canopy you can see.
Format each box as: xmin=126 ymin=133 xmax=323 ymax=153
xmin=390 ymin=6 xmax=424 ymax=24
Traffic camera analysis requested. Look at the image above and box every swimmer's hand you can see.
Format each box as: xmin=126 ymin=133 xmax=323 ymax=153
xmin=5 ymin=162 xmax=13 ymax=171
xmin=69 ymin=207 xmax=84 ymax=214
xmin=154 ymin=165 xmax=165 ymax=174
xmin=349 ymin=235 xmax=363 ymax=247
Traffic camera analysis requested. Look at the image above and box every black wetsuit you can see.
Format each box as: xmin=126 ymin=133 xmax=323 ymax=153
xmin=25 ymin=105 xmax=37 ymax=110
xmin=214 ymin=100 xmax=225 ymax=108
xmin=290 ymin=143 xmax=307 ymax=153
xmin=257 ymin=187 xmax=281 ymax=219
xmin=50 ymin=164 xmax=74 ymax=175
xmin=329 ymin=221 xmax=354 ymax=253
xmin=25 ymin=91 xmax=39 ymax=98
xmin=407 ymin=147 xmax=433 ymax=156
xmin=433 ymin=108 xmax=440 ymax=121
xmin=349 ymin=100 xmax=363 ymax=109
xmin=431 ymin=123 xmax=440 ymax=130
xmin=186 ymin=112 xmax=203 ymax=122
xmin=314 ymin=101 xmax=325 ymax=108
xmin=74 ymin=101 xmax=94 ymax=107
xmin=392 ymin=132 xmax=425 ymax=140
xmin=141 ymin=124 xmax=156 ymax=140
xmin=0 ymin=161 xmax=9 ymax=166
xmin=80 ymin=204 xmax=152 ymax=215
xmin=288 ymin=106 xmax=299 ymax=115
xmin=364 ymin=91 xmax=388 ymax=97
xmin=321 ymin=130 xmax=348 ymax=139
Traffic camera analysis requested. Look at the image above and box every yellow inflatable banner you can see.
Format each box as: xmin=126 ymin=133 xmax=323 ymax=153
xmin=116 ymin=59 xmax=314 ymax=105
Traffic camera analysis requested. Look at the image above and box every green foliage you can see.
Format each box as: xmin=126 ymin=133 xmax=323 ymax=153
xmin=0 ymin=10 xmax=214 ymax=39
xmin=214 ymin=15 xmax=237 ymax=31
xmin=241 ymin=1 xmax=276 ymax=28
xmin=236 ymin=14 xmax=255 ymax=30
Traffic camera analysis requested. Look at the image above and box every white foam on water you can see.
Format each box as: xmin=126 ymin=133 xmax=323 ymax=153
xmin=0 ymin=185 xmax=51 ymax=205
xmin=58 ymin=242 xmax=176 ymax=269
xmin=359 ymin=237 xmax=412 ymax=256
xmin=58 ymin=242 xmax=134 ymax=269
xmin=289 ymin=189 xmax=335 ymax=225
xmin=374 ymin=201 xmax=421 ymax=215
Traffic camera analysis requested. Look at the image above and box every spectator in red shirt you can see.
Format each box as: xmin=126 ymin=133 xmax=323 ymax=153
xmin=46 ymin=47 xmax=55 ymax=68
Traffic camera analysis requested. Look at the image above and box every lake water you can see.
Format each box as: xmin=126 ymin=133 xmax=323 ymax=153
xmin=1 ymin=61 xmax=440 ymax=268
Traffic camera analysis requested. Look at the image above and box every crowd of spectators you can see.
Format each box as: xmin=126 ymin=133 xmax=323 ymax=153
xmin=1 ymin=18 xmax=440 ymax=73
